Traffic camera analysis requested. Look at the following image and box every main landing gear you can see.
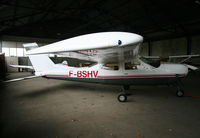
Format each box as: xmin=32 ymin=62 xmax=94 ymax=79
xmin=117 ymin=85 xmax=131 ymax=102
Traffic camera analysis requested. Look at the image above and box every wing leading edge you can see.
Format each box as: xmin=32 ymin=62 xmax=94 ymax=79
xmin=26 ymin=32 xmax=143 ymax=53
xmin=26 ymin=32 xmax=143 ymax=64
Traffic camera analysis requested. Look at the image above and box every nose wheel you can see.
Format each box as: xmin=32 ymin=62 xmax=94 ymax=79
xmin=117 ymin=85 xmax=131 ymax=102
xmin=118 ymin=93 xmax=127 ymax=102
xmin=176 ymin=90 xmax=184 ymax=97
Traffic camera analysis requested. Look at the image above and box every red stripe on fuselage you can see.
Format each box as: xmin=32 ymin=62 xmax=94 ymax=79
xmin=97 ymin=74 xmax=177 ymax=78
xmin=45 ymin=74 xmax=185 ymax=78
xmin=46 ymin=74 xmax=69 ymax=77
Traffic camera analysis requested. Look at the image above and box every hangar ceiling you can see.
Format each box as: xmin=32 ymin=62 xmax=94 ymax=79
xmin=0 ymin=0 xmax=200 ymax=41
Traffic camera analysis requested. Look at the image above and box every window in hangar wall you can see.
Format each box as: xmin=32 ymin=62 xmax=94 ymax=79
xmin=1 ymin=41 xmax=48 ymax=57
xmin=2 ymin=41 xmax=25 ymax=57
xmin=17 ymin=48 xmax=24 ymax=57
xmin=2 ymin=47 xmax=26 ymax=57
xmin=2 ymin=48 xmax=9 ymax=56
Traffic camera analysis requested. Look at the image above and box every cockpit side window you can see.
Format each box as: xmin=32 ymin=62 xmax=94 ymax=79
xmin=123 ymin=48 xmax=140 ymax=70
xmin=102 ymin=63 xmax=119 ymax=70
xmin=125 ymin=59 xmax=140 ymax=70
xmin=125 ymin=62 xmax=137 ymax=70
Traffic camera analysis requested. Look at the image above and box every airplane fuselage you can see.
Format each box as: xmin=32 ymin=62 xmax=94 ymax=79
xmin=43 ymin=61 xmax=188 ymax=86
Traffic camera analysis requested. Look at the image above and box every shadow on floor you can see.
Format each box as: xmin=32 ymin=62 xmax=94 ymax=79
xmin=0 ymin=120 xmax=62 ymax=138
xmin=15 ymin=80 xmax=180 ymax=100
xmin=16 ymin=82 xmax=121 ymax=99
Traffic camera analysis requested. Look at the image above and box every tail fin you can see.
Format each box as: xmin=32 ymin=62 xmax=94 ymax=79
xmin=23 ymin=43 xmax=55 ymax=76
xmin=23 ymin=42 xmax=39 ymax=51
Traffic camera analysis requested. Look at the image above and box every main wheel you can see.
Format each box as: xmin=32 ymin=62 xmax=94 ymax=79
xmin=176 ymin=90 xmax=184 ymax=97
xmin=118 ymin=93 xmax=127 ymax=102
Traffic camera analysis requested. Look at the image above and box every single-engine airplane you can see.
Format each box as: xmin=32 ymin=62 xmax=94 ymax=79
xmin=7 ymin=32 xmax=199 ymax=102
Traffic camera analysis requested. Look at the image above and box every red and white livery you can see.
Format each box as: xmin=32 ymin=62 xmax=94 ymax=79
xmin=7 ymin=32 xmax=198 ymax=102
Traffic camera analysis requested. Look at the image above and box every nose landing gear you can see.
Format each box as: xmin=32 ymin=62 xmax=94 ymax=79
xmin=175 ymin=79 xmax=184 ymax=97
xmin=118 ymin=93 xmax=127 ymax=102
xmin=117 ymin=85 xmax=131 ymax=102
xmin=176 ymin=87 xmax=184 ymax=97
xmin=117 ymin=82 xmax=185 ymax=102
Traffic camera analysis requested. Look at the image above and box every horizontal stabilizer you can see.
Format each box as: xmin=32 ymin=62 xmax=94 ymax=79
xmin=23 ymin=42 xmax=38 ymax=51
xmin=5 ymin=75 xmax=41 ymax=83
xmin=9 ymin=65 xmax=34 ymax=70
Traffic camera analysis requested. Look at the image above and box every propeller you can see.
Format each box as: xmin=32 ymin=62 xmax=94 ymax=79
xmin=184 ymin=64 xmax=199 ymax=71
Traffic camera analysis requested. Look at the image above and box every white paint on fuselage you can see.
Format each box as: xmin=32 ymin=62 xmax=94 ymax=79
xmin=43 ymin=60 xmax=188 ymax=79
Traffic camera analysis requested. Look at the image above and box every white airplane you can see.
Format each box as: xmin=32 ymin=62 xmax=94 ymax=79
xmin=6 ymin=32 xmax=199 ymax=102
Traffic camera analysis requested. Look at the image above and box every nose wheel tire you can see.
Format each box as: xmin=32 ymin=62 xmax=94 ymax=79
xmin=176 ymin=90 xmax=184 ymax=97
xmin=118 ymin=93 xmax=127 ymax=102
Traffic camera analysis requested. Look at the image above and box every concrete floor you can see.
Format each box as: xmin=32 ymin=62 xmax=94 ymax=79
xmin=0 ymin=72 xmax=200 ymax=138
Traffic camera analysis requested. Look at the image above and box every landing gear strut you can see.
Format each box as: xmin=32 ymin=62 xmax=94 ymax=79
xmin=175 ymin=80 xmax=184 ymax=97
xmin=117 ymin=85 xmax=131 ymax=102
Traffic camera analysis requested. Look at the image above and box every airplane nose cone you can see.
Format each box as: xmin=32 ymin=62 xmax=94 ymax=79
xmin=161 ymin=63 xmax=188 ymax=76
xmin=173 ymin=64 xmax=188 ymax=76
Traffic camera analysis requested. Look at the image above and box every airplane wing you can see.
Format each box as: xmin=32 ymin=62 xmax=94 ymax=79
xmin=141 ymin=56 xmax=160 ymax=59
xmin=141 ymin=54 xmax=200 ymax=62
xmin=9 ymin=65 xmax=34 ymax=70
xmin=168 ymin=54 xmax=200 ymax=63
xmin=58 ymin=45 xmax=140 ymax=63
xmin=141 ymin=54 xmax=200 ymax=70
xmin=26 ymin=32 xmax=143 ymax=63
xmin=57 ymin=51 xmax=98 ymax=62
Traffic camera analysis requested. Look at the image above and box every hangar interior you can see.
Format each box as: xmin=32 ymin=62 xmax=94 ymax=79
xmin=0 ymin=0 xmax=200 ymax=138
